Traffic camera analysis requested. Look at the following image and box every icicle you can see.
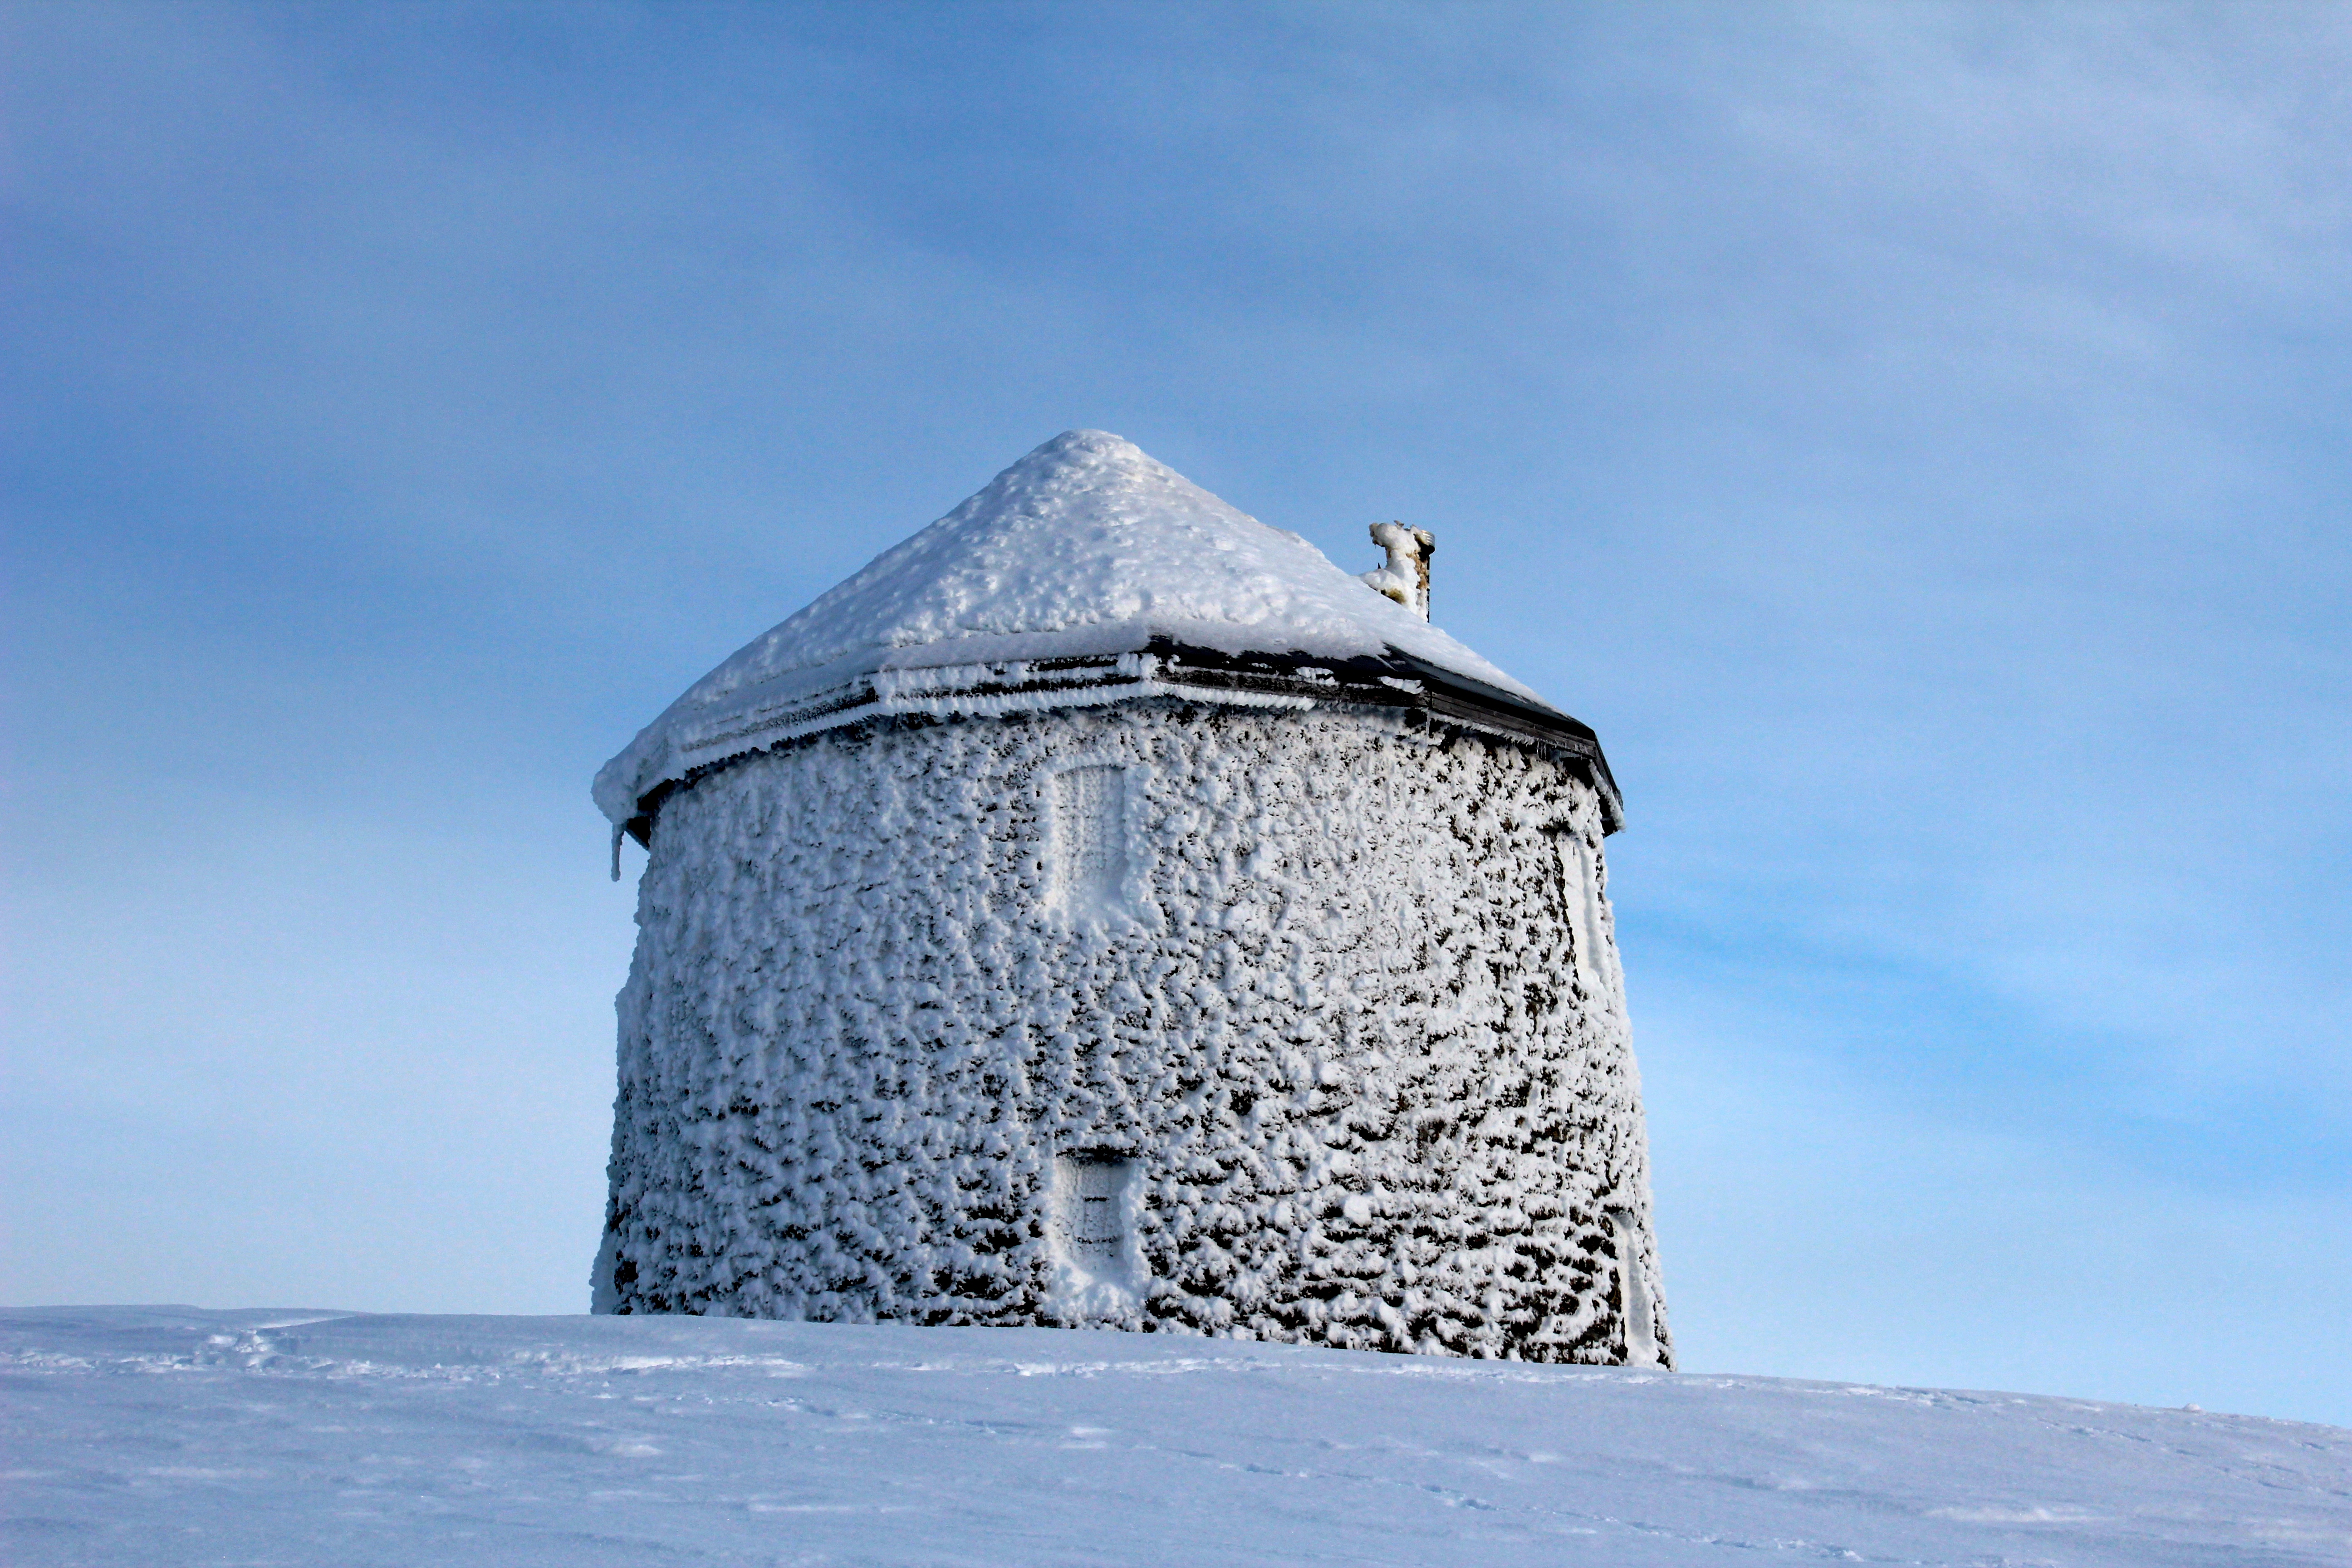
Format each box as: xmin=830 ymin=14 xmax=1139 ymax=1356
xmin=611 ymin=823 xmax=625 ymax=882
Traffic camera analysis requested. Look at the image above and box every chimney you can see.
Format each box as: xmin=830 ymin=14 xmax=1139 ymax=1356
xmin=1362 ymin=521 xmax=1436 ymax=620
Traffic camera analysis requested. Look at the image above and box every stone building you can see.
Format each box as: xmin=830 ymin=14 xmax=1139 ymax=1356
xmin=591 ymin=430 xmax=1668 ymax=1365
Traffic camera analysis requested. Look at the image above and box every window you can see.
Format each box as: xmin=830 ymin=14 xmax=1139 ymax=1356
xmin=1054 ymin=1153 xmax=1138 ymax=1279
xmin=1071 ymin=1160 xmax=1125 ymax=1268
xmin=1547 ymin=825 xmax=1613 ymax=999
xmin=1607 ymin=1206 xmax=1663 ymax=1367
xmin=1051 ymin=764 xmax=1127 ymax=916
xmin=1578 ymin=838 xmax=1615 ymax=997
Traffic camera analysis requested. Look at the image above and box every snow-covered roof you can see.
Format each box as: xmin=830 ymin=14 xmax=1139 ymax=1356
xmin=597 ymin=430 xmax=1610 ymax=833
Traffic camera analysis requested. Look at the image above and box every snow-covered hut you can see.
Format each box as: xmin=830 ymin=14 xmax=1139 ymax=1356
xmin=591 ymin=430 xmax=1669 ymax=1365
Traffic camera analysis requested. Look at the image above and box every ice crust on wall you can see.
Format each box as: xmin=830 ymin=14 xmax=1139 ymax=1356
xmin=601 ymin=702 xmax=1667 ymax=1364
xmin=595 ymin=431 xmax=1554 ymax=827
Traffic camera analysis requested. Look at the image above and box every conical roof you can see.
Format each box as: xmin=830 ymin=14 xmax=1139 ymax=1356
xmin=597 ymin=431 xmax=1613 ymax=834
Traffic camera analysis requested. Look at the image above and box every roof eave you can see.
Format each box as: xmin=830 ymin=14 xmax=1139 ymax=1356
xmin=616 ymin=636 xmax=1622 ymax=847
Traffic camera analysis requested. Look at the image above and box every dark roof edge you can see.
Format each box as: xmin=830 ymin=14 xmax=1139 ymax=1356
xmin=621 ymin=636 xmax=1622 ymax=847
xmin=1142 ymin=639 xmax=1624 ymax=833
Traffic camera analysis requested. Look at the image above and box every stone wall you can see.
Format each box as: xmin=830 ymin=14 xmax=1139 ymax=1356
xmin=596 ymin=700 xmax=1669 ymax=1365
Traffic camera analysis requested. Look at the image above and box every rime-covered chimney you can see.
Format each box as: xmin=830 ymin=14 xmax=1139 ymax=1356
xmin=1361 ymin=521 xmax=1435 ymax=620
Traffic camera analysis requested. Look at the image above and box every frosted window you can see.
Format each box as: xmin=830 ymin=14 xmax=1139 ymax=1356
xmin=1546 ymin=830 xmax=1617 ymax=998
xmin=1055 ymin=1155 xmax=1137 ymax=1279
xmin=1051 ymin=765 xmax=1127 ymax=912
xmin=1607 ymin=1206 xmax=1662 ymax=1367
xmin=1580 ymin=846 xmax=1618 ymax=992
xmin=1548 ymin=829 xmax=1597 ymax=991
xmin=1577 ymin=838 xmax=1611 ymax=993
xmin=1070 ymin=1159 xmax=1127 ymax=1268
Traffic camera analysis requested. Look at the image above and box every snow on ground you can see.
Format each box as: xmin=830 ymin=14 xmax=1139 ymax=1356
xmin=5 ymin=1308 xmax=2346 ymax=1567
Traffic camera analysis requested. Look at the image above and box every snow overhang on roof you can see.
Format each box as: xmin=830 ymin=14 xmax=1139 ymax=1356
xmin=596 ymin=431 xmax=1622 ymax=843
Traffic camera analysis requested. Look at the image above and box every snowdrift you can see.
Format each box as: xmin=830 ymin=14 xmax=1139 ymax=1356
xmin=5 ymin=1307 xmax=2346 ymax=1566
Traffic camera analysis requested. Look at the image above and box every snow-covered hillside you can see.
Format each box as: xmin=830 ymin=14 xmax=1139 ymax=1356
xmin=6 ymin=1308 xmax=2345 ymax=1566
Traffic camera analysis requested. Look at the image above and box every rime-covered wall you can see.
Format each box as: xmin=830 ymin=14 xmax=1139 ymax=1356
xmin=597 ymin=701 xmax=1670 ymax=1365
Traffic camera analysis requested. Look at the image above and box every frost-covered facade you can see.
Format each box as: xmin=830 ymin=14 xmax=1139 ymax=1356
xmin=592 ymin=431 xmax=1670 ymax=1365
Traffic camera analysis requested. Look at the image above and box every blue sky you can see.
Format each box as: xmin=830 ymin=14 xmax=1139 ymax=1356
xmin=5 ymin=3 xmax=2347 ymax=1424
